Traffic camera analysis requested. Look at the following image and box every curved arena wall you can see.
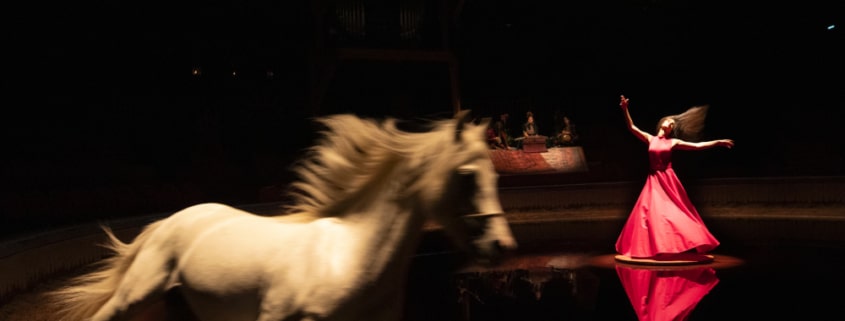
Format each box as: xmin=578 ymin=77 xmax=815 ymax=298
xmin=2 ymin=176 xmax=844 ymax=303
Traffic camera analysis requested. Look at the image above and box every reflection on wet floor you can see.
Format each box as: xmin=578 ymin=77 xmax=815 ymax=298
xmin=614 ymin=264 xmax=719 ymax=321
xmin=405 ymin=244 xmax=845 ymax=321
xmin=1 ymin=244 xmax=842 ymax=321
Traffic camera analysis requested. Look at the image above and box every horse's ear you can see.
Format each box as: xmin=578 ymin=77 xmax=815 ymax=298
xmin=454 ymin=109 xmax=473 ymax=142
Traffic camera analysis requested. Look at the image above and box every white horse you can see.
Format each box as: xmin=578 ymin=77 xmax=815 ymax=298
xmin=48 ymin=110 xmax=518 ymax=321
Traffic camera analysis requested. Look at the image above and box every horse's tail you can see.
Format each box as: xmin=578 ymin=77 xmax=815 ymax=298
xmin=47 ymin=220 xmax=166 ymax=321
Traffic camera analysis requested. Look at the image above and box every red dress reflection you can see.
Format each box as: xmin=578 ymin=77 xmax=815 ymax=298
xmin=615 ymin=265 xmax=719 ymax=321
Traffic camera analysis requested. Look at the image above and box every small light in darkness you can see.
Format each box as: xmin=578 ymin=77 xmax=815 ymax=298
xmin=827 ymin=24 xmax=835 ymax=30
xmin=192 ymin=68 xmax=201 ymax=76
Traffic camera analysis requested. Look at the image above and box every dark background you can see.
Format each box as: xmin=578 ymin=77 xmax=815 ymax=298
xmin=2 ymin=1 xmax=843 ymax=236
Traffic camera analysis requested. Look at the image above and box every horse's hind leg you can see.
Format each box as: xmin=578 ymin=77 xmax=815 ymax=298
xmin=90 ymin=249 xmax=173 ymax=321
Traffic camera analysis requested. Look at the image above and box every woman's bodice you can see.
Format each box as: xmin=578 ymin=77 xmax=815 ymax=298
xmin=648 ymin=136 xmax=673 ymax=171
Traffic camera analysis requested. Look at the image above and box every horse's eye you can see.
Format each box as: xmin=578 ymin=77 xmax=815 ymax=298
xmin=456 ymin=166 xmax=478 ymax=191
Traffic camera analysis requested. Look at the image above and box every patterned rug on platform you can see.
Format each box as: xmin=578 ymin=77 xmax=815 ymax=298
xmin=489 ymin=146 xmax=589 ymax=175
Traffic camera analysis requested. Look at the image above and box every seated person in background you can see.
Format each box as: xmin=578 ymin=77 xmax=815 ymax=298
xmin=522 ymin=111 xmax=539 ymax=137
xmin=555 ymin=115 xmax=579 ymax=146
xmin=487 ymin=112 xmax=512 ymax=149
xmin=496 ymin=112 xmax=512 ymax=148
xmin=487 ymin=123 xmax=507 ymax=149
xmin=520 ymin=111 xmax=548 ymax=150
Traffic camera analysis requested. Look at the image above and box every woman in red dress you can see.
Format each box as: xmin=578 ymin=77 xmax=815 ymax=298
xmin=615 ymin=95 xmax=734 ymax=260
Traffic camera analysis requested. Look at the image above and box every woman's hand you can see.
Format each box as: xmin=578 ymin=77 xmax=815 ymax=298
xmin=719 ymin=139 xmax=735 ymax=149
xmin=620 ymin=95 xmax=630 ymax=110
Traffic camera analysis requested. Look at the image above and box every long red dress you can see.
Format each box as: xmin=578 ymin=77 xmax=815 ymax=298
xmin=615 ymin=136 xmax=719 ymax=258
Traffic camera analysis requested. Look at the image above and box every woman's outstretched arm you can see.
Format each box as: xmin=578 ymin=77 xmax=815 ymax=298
xmin=674 ymin=138 xmax=734 ymax=151
xmin=619 ymin=95 xmax=651 ymax=143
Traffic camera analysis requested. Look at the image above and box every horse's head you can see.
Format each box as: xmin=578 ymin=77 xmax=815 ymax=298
xmin=286 ymin=111 xmax=517 ymax=265
xmin=414 ymin=110 xmax=518 ymax=265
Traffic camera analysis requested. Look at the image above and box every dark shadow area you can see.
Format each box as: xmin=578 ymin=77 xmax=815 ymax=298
xmin=405 ymin=241 xmax=845 ymax=321
xmin=2 ymin=1 xmax=843 ymax=238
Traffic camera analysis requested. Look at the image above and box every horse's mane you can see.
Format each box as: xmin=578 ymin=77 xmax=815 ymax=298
xmin=282 ymin=112 xmax=487 ymax=218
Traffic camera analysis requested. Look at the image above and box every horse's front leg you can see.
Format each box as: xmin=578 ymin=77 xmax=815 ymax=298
xmin=254 ymin=278 xmax=336 ymax=321
xmin=254 ymin=293 xmax=303 ymax=321
xmin=90 ymin=249 xmax=173 ymax=321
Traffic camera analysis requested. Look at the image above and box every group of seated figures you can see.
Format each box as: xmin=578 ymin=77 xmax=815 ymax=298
xmin=486 ymin=111 xmax=579 ymax=150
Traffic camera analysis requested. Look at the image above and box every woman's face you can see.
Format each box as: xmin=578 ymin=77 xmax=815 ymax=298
xmin=660 ymin=119 xmax=675 ymax=133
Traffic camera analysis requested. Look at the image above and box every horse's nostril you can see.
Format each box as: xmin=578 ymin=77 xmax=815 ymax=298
xmin=493 ymin=240 xmax=504 ymax=252
xmin=491 ymin=240 xmax=514 ymax=255
xmin=496 ymin=237 xmax=518 ymax=251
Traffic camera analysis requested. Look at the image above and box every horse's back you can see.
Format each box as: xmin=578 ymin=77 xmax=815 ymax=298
xmin=137 ymin=203 xmax=266 ymax=265
xmin=170 ymin=202 xmax=247 ymax=222
xmin=155 ymin=204 xmax=343 ymax=321
xmin=157 ymin=202 xmax=261 ymax=236
xmin=158 ymin=202 xmax=327 ymax=276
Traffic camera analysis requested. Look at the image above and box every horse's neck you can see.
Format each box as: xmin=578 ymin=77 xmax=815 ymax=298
xmin=339 ymin=188 xmax=426 ymax=287
xmin=319 ymin=154 xmax=426 ymax=283
xmin=349 ymin=197 xmax=425 ymax=264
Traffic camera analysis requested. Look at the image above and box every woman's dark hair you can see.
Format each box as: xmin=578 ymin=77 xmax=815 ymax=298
xmin=657 ymin=105 xmax=709 ymax=141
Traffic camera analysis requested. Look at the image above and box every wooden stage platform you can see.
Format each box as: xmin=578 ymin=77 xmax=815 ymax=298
xmin=489 ymin=146 xmax=589 ymax=176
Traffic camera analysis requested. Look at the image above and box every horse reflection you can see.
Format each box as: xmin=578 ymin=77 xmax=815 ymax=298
xmin=47 ymin=111 xmax=517 ymax=321
xmin=615 ymin=265 xmax=719 ymax=321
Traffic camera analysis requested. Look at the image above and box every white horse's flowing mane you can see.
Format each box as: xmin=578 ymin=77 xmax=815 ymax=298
xmin=45 ymin=111 xmax=511 ymax=321
xmin=283 ymin=112 xmax=487 ymax=217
